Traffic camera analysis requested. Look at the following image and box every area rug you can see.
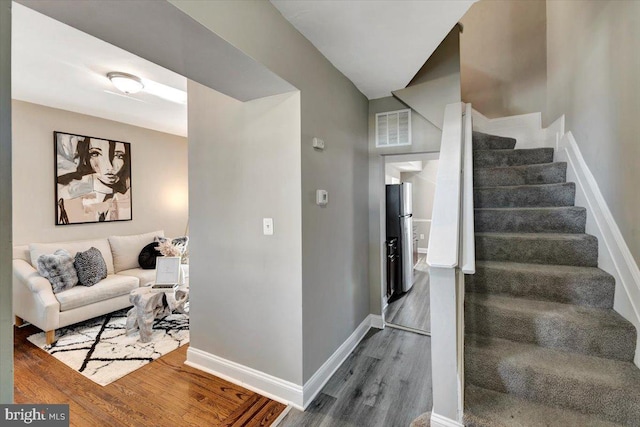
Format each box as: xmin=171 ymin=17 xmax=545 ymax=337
xmin=27 ymin=308 xmax=189 ymax=386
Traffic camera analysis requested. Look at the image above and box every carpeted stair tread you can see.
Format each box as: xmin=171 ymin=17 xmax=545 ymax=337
xmin=464 ymin=384 xmax=621 ymax=427
xmin=465 ymin=334 xmax=640 ymax=424
xmin=474 ymin=148 xmax=554 ymax=168
xmin=475 ymin=206 xmax=586 ymax=233
xmin=472 ymin=131 xmax=517 ymax=150
xmin=465 ymin=293 xmax=636 ymax=361
xmin=465 ymin=261 xmax=615 ymax=308
xmin=475 ymin=232 xmax=598 ymax=267
xmin=474 ymin=182 xmax=576 ymax=208
xmin=474 ymin=162 xmax=567 ymax=187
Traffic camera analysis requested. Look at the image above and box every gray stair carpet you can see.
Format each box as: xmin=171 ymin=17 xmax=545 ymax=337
xmin=465 ymin=131 xmax=639 ymax=426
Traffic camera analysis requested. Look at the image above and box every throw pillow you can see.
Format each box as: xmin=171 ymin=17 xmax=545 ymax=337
xmin=36 ymin=249 xmax=78 ymax=293
xmin=108 ymin=230 xmax=164 ymax=273
xmin=138 ymin=242 xmax=160 ymax=269
xmin=74 ymin=247 xmax=108 ymax=286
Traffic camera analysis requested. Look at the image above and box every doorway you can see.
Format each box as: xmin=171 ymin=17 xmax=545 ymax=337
xmin=382 ymin=152 xmax=439 ymax=335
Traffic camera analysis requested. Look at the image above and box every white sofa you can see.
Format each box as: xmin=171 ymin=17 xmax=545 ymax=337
xmin=13 ymin=230 xmax=164 ymax=344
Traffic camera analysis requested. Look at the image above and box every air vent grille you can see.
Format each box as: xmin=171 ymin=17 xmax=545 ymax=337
xmin=376 ymin=109 xmax=411 ymax=147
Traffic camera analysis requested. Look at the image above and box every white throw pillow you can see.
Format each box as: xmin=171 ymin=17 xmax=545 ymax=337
xmin=108 ymin=230 xmax=164 ymax=273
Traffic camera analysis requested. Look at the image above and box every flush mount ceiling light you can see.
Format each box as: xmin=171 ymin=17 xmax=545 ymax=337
xmin=107 ymin=72 xmax=144 ymax=94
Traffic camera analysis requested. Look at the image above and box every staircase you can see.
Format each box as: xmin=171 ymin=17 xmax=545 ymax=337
xmin=463 ymin=131 xmax=640 ymax=426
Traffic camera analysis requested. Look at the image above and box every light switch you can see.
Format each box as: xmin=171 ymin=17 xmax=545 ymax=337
xmin=263 ymin=218 xmax=274 ymax=235
xmin=420 ymin=234 xmax=425 ymax=240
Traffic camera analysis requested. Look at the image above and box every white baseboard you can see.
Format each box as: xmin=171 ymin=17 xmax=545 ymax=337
xmin=187 ymin=314 xmax=383 ymax=411
xmin=557 ymin=131 xmax=640 ymax=367
xmin=369 ymin=313 xmax=384 ymax=329
xmin=431 ymin=412 xmax=464 ymax=427
xmin=302 ymin=314 xmax=381 ymax=408
xmin=186 ymin=347 xmax=305 ymax=410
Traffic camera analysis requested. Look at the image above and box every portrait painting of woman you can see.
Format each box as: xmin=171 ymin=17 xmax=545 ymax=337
xmin=55 ymin=131 xmax=132 ymax=225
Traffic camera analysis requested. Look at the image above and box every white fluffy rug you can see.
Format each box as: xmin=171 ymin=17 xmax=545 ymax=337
xmin=28 ymin=308 xmax=189 ymax=386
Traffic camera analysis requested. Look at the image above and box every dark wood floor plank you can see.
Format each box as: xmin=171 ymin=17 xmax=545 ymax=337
xmin=222 ymin=394 xmax=267 ymax=427
xmin=248 ymin=400 xmax=288 ymax=427
xmin=14 ymin=324 xmax=285 ymax=427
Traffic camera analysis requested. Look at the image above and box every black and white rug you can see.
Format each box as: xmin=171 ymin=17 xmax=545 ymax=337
xmin=27 ymin=308 xmax=189 ymax=386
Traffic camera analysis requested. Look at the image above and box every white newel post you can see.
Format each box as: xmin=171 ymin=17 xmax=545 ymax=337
xmin=427 ymin=102 xmax=473 ymax=427
xmin=429 ymin=267 xmax=464 ymax=426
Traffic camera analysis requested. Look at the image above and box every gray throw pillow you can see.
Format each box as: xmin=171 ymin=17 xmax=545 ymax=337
xmin=74 ymin=247 xmax=108 ymax=287
xmin=36 ymin=249 xmax=78 ymax=293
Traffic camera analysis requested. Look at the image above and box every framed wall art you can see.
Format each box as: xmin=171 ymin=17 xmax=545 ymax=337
xmin=54 ymin=131 xmax=132 ymax=225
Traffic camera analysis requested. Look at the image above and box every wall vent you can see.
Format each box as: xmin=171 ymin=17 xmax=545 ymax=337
xmin=376 ymin=109 xmax=411 ymax=147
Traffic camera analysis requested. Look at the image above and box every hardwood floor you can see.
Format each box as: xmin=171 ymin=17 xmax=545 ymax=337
xmin=384 ymin=263 xmax=430 ymax=333
xmin=14 ymin=324 xmax=285 ymax=427
xmin=279 ymin=328 xmax=432 ymax=427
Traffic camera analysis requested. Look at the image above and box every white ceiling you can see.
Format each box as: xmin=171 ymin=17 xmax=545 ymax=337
xmin=271 ymin=0 xmax=476 ymax=100
xmin=12 ymin=3 xmax=188 ymax=137
xmin=12 ymin=1 xmax=476 ymax=137
xmin=389 ymin=161 xmax=423 ymax=172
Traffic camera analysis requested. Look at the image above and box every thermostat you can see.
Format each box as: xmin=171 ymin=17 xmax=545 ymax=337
xmin=316 ymin=189 xmax=328 ymax=206
xmin=312 ymin=137 xmax=325 ymax=150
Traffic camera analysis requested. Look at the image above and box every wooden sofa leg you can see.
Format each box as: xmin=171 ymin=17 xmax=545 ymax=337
xmin=14 ymin=316 xmax=24 ymax=327
xmin=45 ymin=330 xmax=56 ymax=345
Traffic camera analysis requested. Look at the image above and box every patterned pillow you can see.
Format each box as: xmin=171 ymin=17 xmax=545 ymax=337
xmin=74 ymin=247 xmax=108 ymax=287
xmin=154 ymin=236 xmax=189 ymax=253
xmin=36 ymin=249 xmax=78 ymax=293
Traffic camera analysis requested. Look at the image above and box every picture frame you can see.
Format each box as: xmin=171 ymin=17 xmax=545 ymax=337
xmin=154 ymin=257 xmax=182 ymax=285
xmin=54 ymin=131 xmax=132 ymax=225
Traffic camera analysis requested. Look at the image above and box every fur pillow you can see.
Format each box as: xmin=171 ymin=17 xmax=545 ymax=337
xmin=138 ymin=242 xmax=160 ymax=269
xmin=154 ymin=236 xmax=189 ymax=253
xmin=36 ymin=249 xmax=78 ymax=293
xmin=74 ymin=247 xmax=108 ymax=287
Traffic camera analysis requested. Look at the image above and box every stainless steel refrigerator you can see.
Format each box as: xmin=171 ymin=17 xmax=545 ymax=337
xmin=386 ymin=183 xmax=415 ymax=294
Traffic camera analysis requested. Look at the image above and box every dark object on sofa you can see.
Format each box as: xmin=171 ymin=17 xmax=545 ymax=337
xmin=138 ymin=242 xmax=160 ymax=269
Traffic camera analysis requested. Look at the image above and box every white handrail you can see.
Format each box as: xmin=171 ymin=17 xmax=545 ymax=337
xmin=426 ymin=102 xmax=464 ymax=268
xmin=461 ymin=103 xmax=475 ymax=274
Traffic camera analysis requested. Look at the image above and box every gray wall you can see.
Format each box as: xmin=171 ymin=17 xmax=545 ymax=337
xmin=547 ymin=0 xmax=640 ymax=266
xmin=188 ymin=82 xmax=303 ymax=383
xmin=171 ymin=0 xmax=370 ymax=384
xmin=368 ymin=99 xmax=442 ymax=315
xmin=0 ymin=0 xmax=13 ymax=404
xmin=11 ymin=101 xmax=188 ymax=245
xmin=460 ymin=0 xmax=547 ymax=119
xmin=368 ymin=27 xmax=461 ymax=316
xmin=394 ymin=27 xmax=462 ymax=130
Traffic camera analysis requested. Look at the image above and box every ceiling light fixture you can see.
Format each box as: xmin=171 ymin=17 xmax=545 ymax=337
xmin=107 ymin=72 xmax=144 ymax=94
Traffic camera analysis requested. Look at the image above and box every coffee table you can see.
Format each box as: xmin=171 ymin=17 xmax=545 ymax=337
xmin=125 ymin=283 xmax=189 ymax=343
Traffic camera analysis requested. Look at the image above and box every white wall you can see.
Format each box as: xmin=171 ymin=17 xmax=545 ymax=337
xmin=401 ymin=159 xmax=439 ymax=251
xmin=188 ymin=81 xmax=303 ymax=384
xmin=11 ymin=100 xmax=188 ymax=245
xmin=460 ymin=0 xmax=547 ymax=119
xmin=546 ymin=0 xmax=640 ymax=266
xmin=170 ymin=0 xmax=370 ymax=385
xmin=385 ymin=164 xmax=401 ymax=185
